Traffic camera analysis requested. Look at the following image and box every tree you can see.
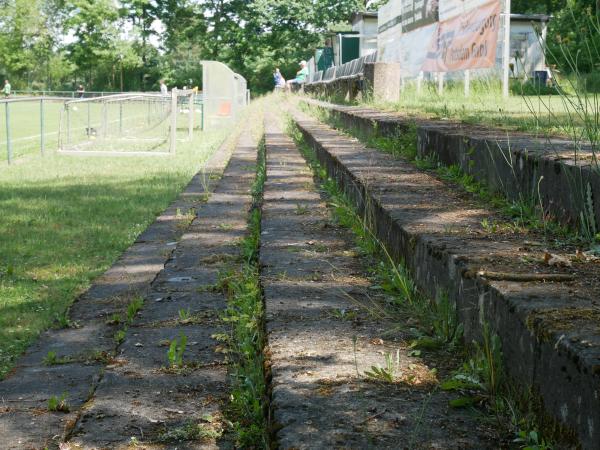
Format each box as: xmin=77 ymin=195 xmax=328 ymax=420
xmin=64 ymin=0 xmax=120 ymax=87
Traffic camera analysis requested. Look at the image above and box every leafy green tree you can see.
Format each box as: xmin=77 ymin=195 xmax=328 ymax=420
xmin=64 ymin=0 xmax=120 ymax=87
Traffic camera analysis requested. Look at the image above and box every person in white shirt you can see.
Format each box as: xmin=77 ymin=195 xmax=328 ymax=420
xmin=159 ymin=79 xmax=168 ymax=95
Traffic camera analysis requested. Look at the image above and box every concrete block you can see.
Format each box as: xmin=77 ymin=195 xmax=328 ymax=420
xmin=364 ymin=62 xmax=401 ymax=103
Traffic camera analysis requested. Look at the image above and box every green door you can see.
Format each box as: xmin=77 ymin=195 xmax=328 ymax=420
xmin=341 ymin=36 xmax=360 ymax=64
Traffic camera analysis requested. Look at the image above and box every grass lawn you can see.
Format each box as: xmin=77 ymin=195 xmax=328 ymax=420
xmin=0 ymin=126 xmax=229 ymax=378
xmin=370 ymin=80 xmax=597 ymax=140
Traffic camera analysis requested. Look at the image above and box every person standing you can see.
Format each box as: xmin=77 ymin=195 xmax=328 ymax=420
xmin=159 ymin=79 xmax=168 ymax=95
xmin=77 ymin=84 xmax=85 ymax=98
xmin=3 ymin=80 xmax=11 ymax=98
xmin=273 ymin=68 xmax=286 ymax=91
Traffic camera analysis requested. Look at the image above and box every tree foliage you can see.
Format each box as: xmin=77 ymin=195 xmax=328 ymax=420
xmin=0 ymin=0 xmax=599 ymax=92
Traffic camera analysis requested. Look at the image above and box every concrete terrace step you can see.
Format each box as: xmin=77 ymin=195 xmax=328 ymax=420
xmin=288 ymin=105 xmax=600 ymax=448
xmin=261 ymin=110 xmax=502 ymax=448
xmin=0 ymin=121 xmax=255 ymax=449
xmin=304 ymin=98 xmax=600 ymax=232
xmin=65 ymin=130 xmax=260 ymax=449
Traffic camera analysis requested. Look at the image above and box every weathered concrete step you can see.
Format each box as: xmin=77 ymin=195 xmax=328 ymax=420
xmin=289 ymin=105 xmax=600 ymax=449
xmin=0 ymin=127 xmax=241 ymax=450
xmin=303 ymin=98 xmax=600 ymax=232
xmin=65 ymin=128 xmax=261 ymax=449
xmin=262 ymin=111 xmax=502 ymax=448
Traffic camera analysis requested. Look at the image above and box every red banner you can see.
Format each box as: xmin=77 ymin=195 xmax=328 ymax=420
xmin=421 ymin=0 xmax=501 ymax=72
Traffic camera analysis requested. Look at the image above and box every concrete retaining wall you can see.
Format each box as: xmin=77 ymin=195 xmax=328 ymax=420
xmin=291 ymin=109 xmax=600 ymax=449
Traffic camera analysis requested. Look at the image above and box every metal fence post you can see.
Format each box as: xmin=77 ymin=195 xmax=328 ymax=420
xmin=66 ymin=104 xmax=71 ymax=146
xmin=5 ymin=102 xmax=12 ymax=164
xmin=201 ymin=102 xmax=204 ymax=131
xmin=102 ymin=101 xmax=108 ymax=138
xmin=188 ymin=92 xmax=194 ymax=140
xmin=170 ymin=88 xmax=178 ymax=154
xmin=40 ymin=98 xmax=45 ymax=155
xmin=119 ymin=102 xmax=123 ymax=134
xmin=87 ymin=102 xmax=91 ymax=138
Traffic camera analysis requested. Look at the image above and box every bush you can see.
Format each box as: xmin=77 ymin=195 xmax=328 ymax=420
xmin=510 ymin=79 xmax=561 ymax=96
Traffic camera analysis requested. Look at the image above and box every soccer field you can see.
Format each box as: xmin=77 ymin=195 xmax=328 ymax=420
xmin=0 ymin=123 xmax=231 ymax=378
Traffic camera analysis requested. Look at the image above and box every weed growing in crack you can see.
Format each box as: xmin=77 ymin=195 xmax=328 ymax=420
xmin=53 ymin=312 xmax=76 ymax=329
xmin=295 ymin=203 xmax=309 ymax=215
xmin=167 ymin=332 xmax=187 ymax=368
xmin=106 ymin=313 xmax=123 ymax=325
xmin=48 ymin=393 xmax=70 ymax=412
xmin=126 ymin=296 xmax=144 ymax=325
xmin=364 ymin=352 xmax=398 ymax=383
xmin=114 ymin=328 xmax=127 ymax=345
xmin=178 ymin=308 xmax=191 ymax=322
xmin=43 ymin=351 xmax=72 ymax=366
xmin=219 ymin=137 xmax=268 ymax=448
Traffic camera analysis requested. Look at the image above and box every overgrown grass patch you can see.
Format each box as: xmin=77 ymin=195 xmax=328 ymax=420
xmin=220 ymin=137 xmax=269 ymax=448
xmin=0 ymin=128 xmax=228 ymax=378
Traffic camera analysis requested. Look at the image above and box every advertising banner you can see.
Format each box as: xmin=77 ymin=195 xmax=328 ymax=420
xmin=439 ymin=0 xmax=491 ymax=20
xmin=378 ymin=0 xmax=504 ymax=76
xmin=378 ymin=0 xmax=440 ymax=77
xmin=421 ymin=0 xmax=501 ymax=72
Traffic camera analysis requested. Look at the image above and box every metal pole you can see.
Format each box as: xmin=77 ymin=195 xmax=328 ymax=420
xmin=464 ymin=69 xmax=471 ymax=97
xmin=417 ymin=71 xmax=423 ymax=95
xmin=188 ymin=93 xmax=194 ymax=140
xmin=502 ymin=0 xmax=512 ymax=98
xmin=201 ymin=101 xmax=204 ymax=131
xmin=170 ymin=88 xmax=177 ymax=154
xmin=5 ymin=102 xmax=12 ymax=164
xmin=87 ymin=102 xmax=91 ymax=139
xmin=438 ymin=72 xmax=444 ymax=95
xmin=40 ymin=98 xmax=45 ymax=155
xmin=102 ymin=101 xmax=107 ymax=138
xmin=119 ymin=102 xmax=123 ymax=134
xmin=66 ymin=104 xmax=71 ymax=146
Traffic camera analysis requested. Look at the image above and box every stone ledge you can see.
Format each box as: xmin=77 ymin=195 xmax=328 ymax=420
xmin=305 ymin=99 xmax=600 ymax=234
xmin=290 ymin=107 xmax=600 ymax=449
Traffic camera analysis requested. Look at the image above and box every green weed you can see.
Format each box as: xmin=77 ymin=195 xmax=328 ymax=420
xmin=47 ymin=393 xmax=70 ymax=412
xmin=364 ymin=352 xmax=397 ymax=383
xmin=167 ymin=332 xmax=187 ymax=368
xmin=178 ymin=308 xmax=191 ymax=322
xmin=126 ymin=296 xmax=144 ymax=325
xmin=114 ymin=328 xmax=127 ymax=345
xmin=221 ymin=136 xmax=268 ymax=448
xmin=42 ymin=351 xmax=72 ymax=366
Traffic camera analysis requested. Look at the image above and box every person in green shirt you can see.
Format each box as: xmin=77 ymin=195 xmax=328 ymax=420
xmin=3 ymin=80 xmax=10 ymax=98
xmin=286 ymin=61 xmax=309 ymax=91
